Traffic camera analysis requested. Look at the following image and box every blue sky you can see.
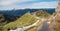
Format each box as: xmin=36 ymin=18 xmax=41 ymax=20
xmin=0 ymin=0 xmax=58 ymax=10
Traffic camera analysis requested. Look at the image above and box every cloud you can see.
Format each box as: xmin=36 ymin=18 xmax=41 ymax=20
xmin=28 ymin=1 xmax=58 ymax=8
xmin=0 ymin=0 xmax=58 ymax=10
xmin=15 ymin=1 xmax=58 ymax=9
xmin=0 ymin=0 xmax=17 ymax=6
xmin=0 ymin=0 xmax=35 ymax=6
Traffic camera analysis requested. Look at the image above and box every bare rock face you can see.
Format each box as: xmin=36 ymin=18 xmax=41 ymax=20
xmin=49 ymin=0 xmax=60 ymax=31
xmin=55 ymin=0 xmax=60 ymax=13
xmin=53 ymin=0 xmax=60 ymax=31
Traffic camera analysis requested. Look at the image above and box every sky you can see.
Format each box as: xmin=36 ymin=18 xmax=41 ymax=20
xmin=0 ymin=0 xmax=58 ymax=10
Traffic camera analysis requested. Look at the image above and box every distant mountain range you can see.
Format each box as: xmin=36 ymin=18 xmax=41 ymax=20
xmin=0 ymin=8 xmax=55 ymax=16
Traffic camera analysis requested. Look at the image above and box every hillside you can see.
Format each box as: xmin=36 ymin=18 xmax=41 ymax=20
xmin=0 ymin=14 xmax=7 ymax=31
xmin=2 ymin=10 xmax=51 ymax=31
xmin=2 ymin=13 xmax=38 ymax=31
xmin=32 ymin=10 xmax=51 ymax=18
xmin=0 ymin=10 xmax=52 ymax=31
xmin=0 ymin=14 xmax=19 ymax=31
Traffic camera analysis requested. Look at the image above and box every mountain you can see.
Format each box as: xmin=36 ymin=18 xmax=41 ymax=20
xmin=0 ymin=14 xmax=19 ymax=31
xmin=3 ymin=13 xmax=38 ymax=31
xmin=0 ymin=8 xmax=55 ymax=16
xmin=0 ymin=8 xmax=55 ymax=31
xmin=2 ymin=10 xmax=52 ymax=31
xmin=32 ymin=10 xmax=51 ymax=18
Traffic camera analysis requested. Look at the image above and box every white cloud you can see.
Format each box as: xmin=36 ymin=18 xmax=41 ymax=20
xmin=16 ymin=1 xmax=58 ymax=9
xmin=0 ymin=0 xmax=17 ymax=6
xmin=24 ymin=1 xmax=58 ymax=9
xmin=0 ymin=0 xmax=34 ymax=6
xmin=0 ymin=0 xmax=58 ymax=10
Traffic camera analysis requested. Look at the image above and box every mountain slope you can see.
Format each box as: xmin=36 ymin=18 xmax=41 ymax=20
xmin=32 ymin=10 xmax=51 ymax=18
xmin=3 ymin=13 xmax=38 ymax=31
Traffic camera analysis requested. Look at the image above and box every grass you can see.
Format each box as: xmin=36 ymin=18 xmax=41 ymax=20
xmin=32 ymin=10 xmax=51 ymax=18
xmin=2 ymin=13 xmax=38 ymax=31
xmin=2 ymin=10 xmax=50 ymax=31
xmin=25 ymin=20 xmax=42 ymax=31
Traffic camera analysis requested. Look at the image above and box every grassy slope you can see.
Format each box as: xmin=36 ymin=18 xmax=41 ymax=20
xmin=32 ymin=10 xmax=51 ymax=18
xmin=2 ymin=13 xmax=38 ymax=31
xmin=25 ymin=20 xmax=42 ymax=31
xmin=25 ymin=10 xmax=51 ymax=31
xmin=2 ymin=10 xmax=51 ymax=31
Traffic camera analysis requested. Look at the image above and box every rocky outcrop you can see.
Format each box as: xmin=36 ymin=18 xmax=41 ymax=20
xmin=50 ymin=0 xmax=60 ymax=31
